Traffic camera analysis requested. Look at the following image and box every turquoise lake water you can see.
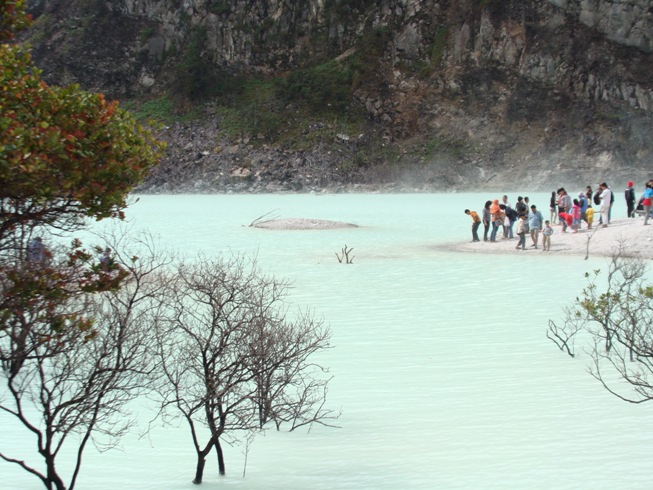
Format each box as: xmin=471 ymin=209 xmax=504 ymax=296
xmin=2 ymin=192 xmax=651 ymax=490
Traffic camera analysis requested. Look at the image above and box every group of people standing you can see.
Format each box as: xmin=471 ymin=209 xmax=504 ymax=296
xmin=464 ymin=195 xmax=552 ymax=251
xmin=635 ymin=180 xmax=653 ymax=225
xmin=464 ymin=181 xmax=634 ymax=252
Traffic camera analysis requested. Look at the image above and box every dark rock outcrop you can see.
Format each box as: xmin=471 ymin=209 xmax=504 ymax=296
xmin=24 ymin=0 xmax=653 ymax=192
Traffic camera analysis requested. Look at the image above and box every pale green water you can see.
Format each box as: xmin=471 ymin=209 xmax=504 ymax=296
xmin=2 ymin=193 xmax=651 ymax=490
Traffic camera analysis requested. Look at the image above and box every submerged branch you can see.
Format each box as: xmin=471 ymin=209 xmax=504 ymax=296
xmin=247 ymin=210 xmax=280 ymax=227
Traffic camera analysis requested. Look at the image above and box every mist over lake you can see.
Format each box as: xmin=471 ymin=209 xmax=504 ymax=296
xmin=3 ymin=193 xmax=652 ymax=490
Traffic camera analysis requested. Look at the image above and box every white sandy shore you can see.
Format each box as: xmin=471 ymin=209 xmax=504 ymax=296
xmin=446 ymin=215 xmax=653 ymax=260
xmin=252 ymin=216 xmax=653 ymax=259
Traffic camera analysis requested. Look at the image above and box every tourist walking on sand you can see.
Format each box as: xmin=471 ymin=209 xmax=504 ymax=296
xmin=602 ymin=182 xmax=614 ymax=224
xmin=482 ymin=200 xmax=492 ymax=241
xmin=571 ymin=199 xmax=581 ymax=233
xmin=599 ymin=182 xmax=612 ymax=227
xmin=528 ymin=204 xmax=544 ymax=248
xmin=502 ymin=204 xmax=517 ymax=239
xmin=515 ymin=196 xmax=527 ymax=217
xmin=592 ymin=186 xmax=601 ymax=202
xmin=500 ymin=195 xmax=512 ymax=239
xmin=542 ymin=220 xmax=554 ymax=251
xmin=557 ymin=188 xmax=572 ymax=220
xmin=515 ymin=214 xmax=528 ymax=250
xmin=586 ymin=206 xmax=595 ymax=229
xmin=608 ymin=183 xmax=615 ymax=223
xmin=489 ymin=199 xmax=502 ymax=242
xmin=626 ymin=181 xmax=636 ymax=218
xmin=558 ymin=210 xmax=572 ymax=232
xmin=465 ymin=209 xmax=481 ymax=241
xmin=549 ymin=191 xmax=558 ymax=224
xmin=578 ymin=192 xmax=588 ymax=225
xmin=642 ymin=182 xmax=653 ymax=225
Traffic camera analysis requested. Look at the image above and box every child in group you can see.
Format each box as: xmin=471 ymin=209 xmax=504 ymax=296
xmin=586 ymin=206 xmax=595 ymax=229
xmin=515 ymin=214 xmax=528 ymax=250
xmin=571 ymin=199 xmax=581 ymax=233
xmin=542 ymin=220 xmax=554 ymax=251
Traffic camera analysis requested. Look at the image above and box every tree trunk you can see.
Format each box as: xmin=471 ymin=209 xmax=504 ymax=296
xmin=193 ymin=454 xmax=206 ymax=484
xmin=46 ymin=458 xmax=66 ymax=490
xmin=216 ymin=439 xmax=225 ymax=476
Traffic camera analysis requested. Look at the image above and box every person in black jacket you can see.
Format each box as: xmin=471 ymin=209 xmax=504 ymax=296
xmin=625 ymin=181 xmax=636 ymax=218
xmin=500 ymin=204 xmax=518 ymax=239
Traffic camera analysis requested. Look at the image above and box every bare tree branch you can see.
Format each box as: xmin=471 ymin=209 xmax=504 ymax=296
xmin=247 ymin=209 xmax=280 ymax=227
xmin=152 ymin=254 xmax=337 ymax=482
xmin=0 ymin=232 xmax=168 ymax=489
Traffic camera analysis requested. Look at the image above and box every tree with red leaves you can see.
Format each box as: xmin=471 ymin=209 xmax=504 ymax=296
xmin=0 ymin=0 xmax=163 ymax=247
xmin=0 ymin=2 xmax=164 ymax=488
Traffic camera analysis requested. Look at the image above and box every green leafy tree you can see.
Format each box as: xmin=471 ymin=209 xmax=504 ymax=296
xmin=548 ymin=249 xmax=653 ymax=403
xmin=0 ymin=0 xmax=163 ymax=246
xmin=0 ymin=0 xmax=163 ymax=345
xmin=0 ymin=2 xmax=164 ymax=487
xmin=0 ymin=0 xmax=31 ymax=41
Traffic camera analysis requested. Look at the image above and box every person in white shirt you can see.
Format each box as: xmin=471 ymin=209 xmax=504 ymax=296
xmin=599 ymin=182 xmax=612 ymax=228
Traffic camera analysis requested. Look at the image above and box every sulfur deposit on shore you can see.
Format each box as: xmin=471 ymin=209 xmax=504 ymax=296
xmin=448 ymin=217 xmax=653 ymax=260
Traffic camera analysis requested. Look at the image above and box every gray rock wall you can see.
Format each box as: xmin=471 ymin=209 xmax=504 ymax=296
xmin=547 ymin=0 xmax=653 ymax=52
xmin=113 ymin=0 xmax=652 ymax=112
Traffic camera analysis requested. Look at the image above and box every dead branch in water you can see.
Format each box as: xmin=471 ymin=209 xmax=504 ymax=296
xmin=335 ymin=245 xmax=354 ymax=264
xmin=247 ymin=209 xmax=280 ymax=227
xmin=547 ymin=319 xmax=577 ymax=357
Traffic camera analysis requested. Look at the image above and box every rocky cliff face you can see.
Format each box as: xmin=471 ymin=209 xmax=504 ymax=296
xmin=551 ymin=0 xmax=653 ymax=52
xmin=25 ymin=0 xmax=653 ymax=192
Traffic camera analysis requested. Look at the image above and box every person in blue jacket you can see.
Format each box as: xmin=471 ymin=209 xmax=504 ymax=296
xmin=528 ymin=204 xmax=544 ymax=249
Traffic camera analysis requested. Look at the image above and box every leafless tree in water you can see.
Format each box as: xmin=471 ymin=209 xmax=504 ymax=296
xmin=152 ymin=254 xmax=338 ymax=484
xmin=0 ymin=232 xmax=172 ymax=490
